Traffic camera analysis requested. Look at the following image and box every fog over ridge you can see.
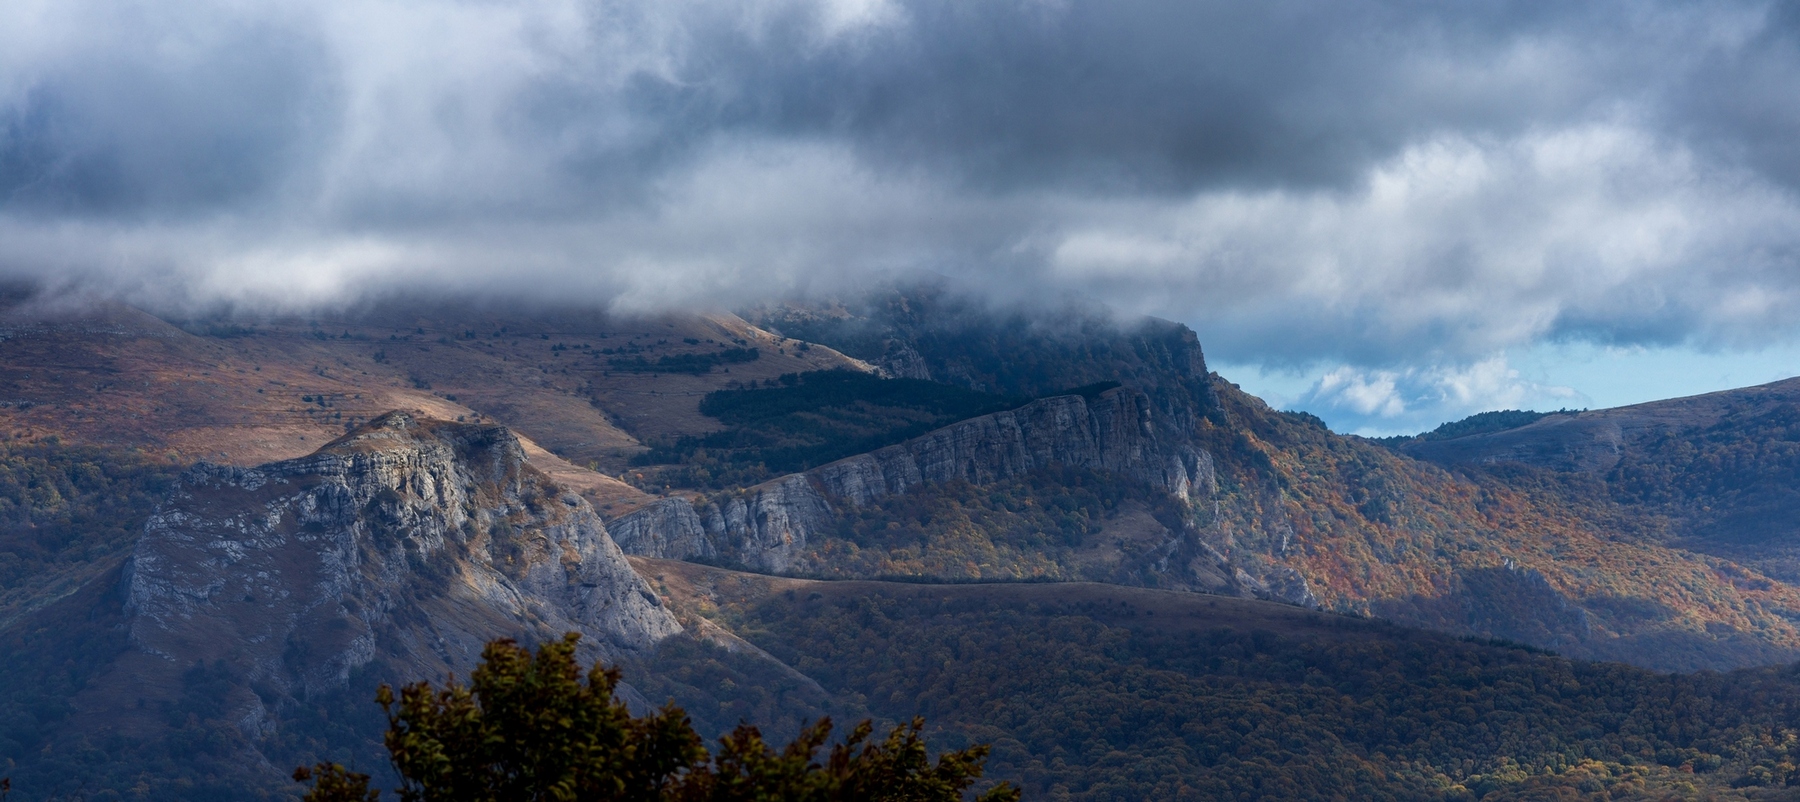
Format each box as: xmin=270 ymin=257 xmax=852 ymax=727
xmin=5 ymin=0 xmax=1800 ymax=430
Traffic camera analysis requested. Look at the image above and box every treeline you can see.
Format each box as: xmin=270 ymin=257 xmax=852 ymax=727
xmin=632 ymin=370 xmax=1026 ymax=487
xmin=630 ymin=371 xmax=1125 ymax=492
xmin=1371 ymin=410 xmax=1573 ymax=447
xmin=722 ymin=588 xmax=1800 ymax=800
xmin=608 ymin=347 xmax=759 ymax=375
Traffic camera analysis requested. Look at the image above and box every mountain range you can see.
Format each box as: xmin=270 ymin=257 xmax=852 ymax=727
xmin=6 ymin=285 xmax=1800 ymax=798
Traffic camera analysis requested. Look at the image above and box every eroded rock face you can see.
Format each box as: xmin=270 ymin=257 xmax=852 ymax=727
xmin=813 ymin=390 xmax=1213 ymax=507
xmin=118 ymin=412 xmax=678 ymax=738
xmin=607 ymin=498 xmax=714 ymax=562
xmin=698 ymin=474 xmax=837 ymax=574
xmin=610 ymin=387 xmax=1222 ymax=578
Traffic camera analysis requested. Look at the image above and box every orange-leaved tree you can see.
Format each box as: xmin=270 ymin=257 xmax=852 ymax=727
xmin=296 ymin=632 xmax=1019 ymax=802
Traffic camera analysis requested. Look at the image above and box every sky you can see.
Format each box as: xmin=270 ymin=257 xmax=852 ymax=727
xmin=4 ymin=0 xmax=1800 ymax=434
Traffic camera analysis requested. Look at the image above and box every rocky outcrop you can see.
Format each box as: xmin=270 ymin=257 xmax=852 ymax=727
xmin=611 ymin=387 xmax=1216 ymax=574
xmin=118 ymin=411 xmax=679 ymax=737
xmin=698 ymin=474 xmax=837 ymax=574
xmin=607 ymin=498 xmax=715 ymax=562
xmin=813 ymin=389 xmax=1213 ymax=507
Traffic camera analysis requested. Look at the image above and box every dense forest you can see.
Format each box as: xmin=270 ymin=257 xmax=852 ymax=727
xmin=608 ymin=346 xmax=760 ymax=375
xmin=706 ymin=583 xmax=1800 ymax=800
xmin=631 ymin=370 xmax=1027 ymax=488
xmin=1606 ymin=400 xmax=1800 ymax=550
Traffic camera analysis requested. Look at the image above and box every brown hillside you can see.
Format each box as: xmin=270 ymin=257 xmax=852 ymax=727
xmin=1189 ymin=380 xmax=1800 ymax=670
xmin=0 ymin=296 xmax=871 ymax=515
xmin=1399 ymin=376 xmax=1800 ymax=588
xmin=1401 ymin=377 xmax=1800 ymax=474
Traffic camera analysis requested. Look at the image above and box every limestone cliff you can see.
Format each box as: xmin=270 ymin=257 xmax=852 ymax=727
xmin=810 ymin=390 xmax=1212 ymax=506
xmin=607 ymin=497 xmax=714 ymax=562
xmin=108 ymin=411 xmax=678 ymax=743
xmin=609 ymin=387 xmax=1232 ymax=586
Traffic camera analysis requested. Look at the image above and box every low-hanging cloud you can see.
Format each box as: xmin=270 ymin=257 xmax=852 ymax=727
xmin=5 ymin=0 xmax=1800 ymax=383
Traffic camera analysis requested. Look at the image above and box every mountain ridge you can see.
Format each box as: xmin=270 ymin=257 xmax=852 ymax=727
xmin=0 ymin=411 xmax=681 ymax=797
xmin=11 ymin=290 xmax=1800 ymax=796
xmin=0 ymin=289 xmax=1787 ymax=670
xmin=1398 ymin=377 xmax=1800 ymax=473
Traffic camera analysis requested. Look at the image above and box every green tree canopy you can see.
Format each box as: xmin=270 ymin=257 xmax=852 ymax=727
xmin=297 ymin=633 xmax=1018 ymax=802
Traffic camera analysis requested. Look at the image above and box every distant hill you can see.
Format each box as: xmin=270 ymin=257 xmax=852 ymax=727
xmin=1371 ymin=408 xmax=1582 ymax=447
xmin=1396 ymin=379 xmax=1800 ymax=585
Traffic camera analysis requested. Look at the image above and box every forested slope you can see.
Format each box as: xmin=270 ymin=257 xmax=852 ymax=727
xmin=1397 ymin=382 xmax=1800 ymax=587
xmin=647 ymin=558 xmax=1800 ymax=801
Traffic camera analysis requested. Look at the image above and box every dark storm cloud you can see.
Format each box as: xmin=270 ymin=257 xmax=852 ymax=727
xmin=1667 ymin=2 xmax=1800 ymax=191
xmin=0 ymin=4 xmax=329 ymax=217
xmin=3 ymin=0 xmax=1800 ymax=379
xmin=679 ymin=1 xmax=1638 ymax=191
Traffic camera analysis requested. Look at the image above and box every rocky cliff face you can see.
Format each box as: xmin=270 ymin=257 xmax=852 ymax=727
xmin=812 ymin=390 xmax=1212 ymax=506
xmin=610 ymin=387 xmax=1227 ymax=582
xmin=607 ymin=497 xmax=714 ymax=562
xmin=107 ymin=411 xmax=678 ymax=743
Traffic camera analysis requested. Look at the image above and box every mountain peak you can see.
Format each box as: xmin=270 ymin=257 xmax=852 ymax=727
xmin=321 ymin=409 xmax=461 ymax=450
xmin=74 ymin=410 xmax=679 ymax=766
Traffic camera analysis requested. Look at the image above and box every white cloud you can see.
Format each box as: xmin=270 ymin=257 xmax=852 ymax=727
xmin=1313 ymin=368 xmax=1406 ymax=419
xmin=1042 ymin=122 xmax=1800 ymax=364
xmin=1295 ymin=357 xmax=1587 ymax=436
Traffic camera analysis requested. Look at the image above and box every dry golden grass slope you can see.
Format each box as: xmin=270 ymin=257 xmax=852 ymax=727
xmin=0 ymin=296 xmax=870 ymax=515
